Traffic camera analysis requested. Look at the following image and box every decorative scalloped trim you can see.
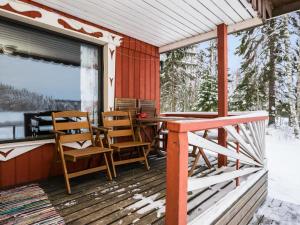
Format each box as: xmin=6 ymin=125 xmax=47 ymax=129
xmin=57 ymin=18 xmax=103 ymax=38
xmin=0 ymin=0 xmax=122 ymax=46
xmin=0 ymin=139 xmax=93 ymax=161
xmin=0 ymin=3 xmax=41 ymax=18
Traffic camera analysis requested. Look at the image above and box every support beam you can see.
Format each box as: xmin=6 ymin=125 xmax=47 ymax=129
xmin=217 ymin=23 xmax=228 ymax=167
xmin=273 ymin=1 xmax=300 ymax=17
xmin=165 ymin=130 xmax=188 ymax=225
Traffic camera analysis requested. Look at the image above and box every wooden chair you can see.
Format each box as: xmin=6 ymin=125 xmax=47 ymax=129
xmin=102 ymin=111 xmax=151 ymax=177
xmin=115 ymin=98 xmax=138 ymax=125
xmin=188 ymin=130 xmax=212 ymax=176
xmin=137 ymin=99 xmax=157 ymax=118
xmin=52 ymin=111 xmax=113 ymax=194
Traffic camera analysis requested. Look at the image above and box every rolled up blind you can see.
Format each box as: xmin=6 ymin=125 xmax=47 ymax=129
xmin=0 ymin=19 xmax=80 ymax=66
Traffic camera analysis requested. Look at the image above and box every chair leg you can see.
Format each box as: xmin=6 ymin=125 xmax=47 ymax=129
xmin=200 ymin=148 xmax=212 ymax=168
xmin=110 ymin=151 xmax=117 ymax=178
xmin=60 ymin=153 xmax=71 ymax=194
xmin=142 ymin=147 xmax=150 ymax=170
xmin=145 ymin=144 xmax=151 ymax=156
xmin=191 ymin=145 xmax=197 ymax=157
xmin=103 ymin=153 xmax=112 ymax=181
xmin=189 ymin=148 xmax=202 ymax=177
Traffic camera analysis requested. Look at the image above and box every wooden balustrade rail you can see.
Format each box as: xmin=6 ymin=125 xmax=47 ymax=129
xmin=165 ymin=111 xmax=268 ymax=225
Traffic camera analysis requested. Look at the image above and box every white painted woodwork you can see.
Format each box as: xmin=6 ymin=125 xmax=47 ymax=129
xmin=31 ymin=0 xmax=259 ymax=50
xmin=0 ymin=0 xmax=120 ymax=122
xmin=0 ymin=139 xmax=94 ymax=161
xmin=188 ymin=167 xmax=261 ymax=191
xmin=224 ymin=125 xmax=263 ymax=164
xmin=188 ymin=132 xmax=262 ymax=167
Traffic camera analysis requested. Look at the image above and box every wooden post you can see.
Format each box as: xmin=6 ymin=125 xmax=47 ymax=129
xmin=165 ymin=129 xmax=188 ymax=225
xmin=217 ymin=23 xmax=228 ymax=167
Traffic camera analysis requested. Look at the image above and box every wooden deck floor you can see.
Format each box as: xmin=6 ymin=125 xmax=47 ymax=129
xmin=40 ymin=156 xmax=243 ymax=225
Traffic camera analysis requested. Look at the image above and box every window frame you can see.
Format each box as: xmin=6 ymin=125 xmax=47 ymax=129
xmin=0 ymin=17 xmax=104 ymax=144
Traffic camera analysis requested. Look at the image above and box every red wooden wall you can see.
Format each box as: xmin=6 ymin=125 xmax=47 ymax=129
xmin=116 ymin=37 xmax=160 ymax=111
xmin=0 ymin=2 xmax=160 ymax=188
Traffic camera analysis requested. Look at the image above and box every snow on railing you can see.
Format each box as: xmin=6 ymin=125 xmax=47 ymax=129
xmin=164 ymin=111 xmax=268 ymax=225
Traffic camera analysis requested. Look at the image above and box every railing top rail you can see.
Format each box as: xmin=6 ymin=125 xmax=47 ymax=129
xmin=161 ymin=111 xmax=259 ymax=118
xmin=167 ymin=111 xmax=269 ymax=132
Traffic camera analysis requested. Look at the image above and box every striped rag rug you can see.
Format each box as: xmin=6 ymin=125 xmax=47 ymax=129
xmin=0 ymin=184 xmax=64 ymax=225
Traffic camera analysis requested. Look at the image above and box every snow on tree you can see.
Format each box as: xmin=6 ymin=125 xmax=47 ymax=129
xmin=160 ymin=45 xmax=197 ymax=112
xmin=193 ymin=40 xmax=218 ymax=112
xmin=230 ymin=25 xmax=269 ymax=112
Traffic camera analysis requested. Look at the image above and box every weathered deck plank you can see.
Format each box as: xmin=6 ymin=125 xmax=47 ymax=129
xmin=40 ymin=156 xmax=265 ymax=225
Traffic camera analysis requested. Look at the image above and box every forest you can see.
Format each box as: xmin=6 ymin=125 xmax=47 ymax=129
xmin=0 ymin=82 xmax=80 ymax=112
xmin=160 ymin=12 xmax=300 ymax=138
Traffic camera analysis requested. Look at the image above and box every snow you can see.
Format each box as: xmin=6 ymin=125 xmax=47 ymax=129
xmin=189 ymin=170 xmax=267 ymax=225
xmin=126 ymin=193 xmax=165 ymax=217
xmin=266 ymin=126 xmax=300 ymax=205
xmin=249 ymin=197 xmax=300 ymax=225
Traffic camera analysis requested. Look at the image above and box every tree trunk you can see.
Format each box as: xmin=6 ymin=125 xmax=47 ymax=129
xmin=268 ymin=20 xmax=276 ymax=125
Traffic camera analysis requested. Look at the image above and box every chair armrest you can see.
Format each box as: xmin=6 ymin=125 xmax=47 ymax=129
xmin=52 ymin=130 xmax=65 ymax=135
xmin=92 ymin=126 xmax=111 ymax=147
xmin=92 ymin=126 xmax=110 ymax=133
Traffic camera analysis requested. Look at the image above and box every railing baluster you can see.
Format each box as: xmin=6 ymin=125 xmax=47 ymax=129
xmin=235 ymin=125 xmax=240 ymax=186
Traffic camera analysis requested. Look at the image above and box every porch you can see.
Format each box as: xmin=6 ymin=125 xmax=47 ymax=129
xmin=0 ymin=111 xmax=269 ymax=225
xmin=0 ymin=0 xmax=299 ymax=225
xmin=1 ymin=155 xmax=267 ymax=225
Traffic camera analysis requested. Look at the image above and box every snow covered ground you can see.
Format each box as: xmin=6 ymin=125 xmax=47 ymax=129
xmin=250 ymin=124 xmax=300 ymax=224
xmin=266 ymin=126 xmax=300 ymax=205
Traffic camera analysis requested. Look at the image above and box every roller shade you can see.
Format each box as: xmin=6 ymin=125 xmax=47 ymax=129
xmin=0 ymin=19 xmax=80 ymax=66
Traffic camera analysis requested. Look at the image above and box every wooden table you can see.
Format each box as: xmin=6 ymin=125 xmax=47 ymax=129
xmin=136 ymin=116 xmax=200 ymax=156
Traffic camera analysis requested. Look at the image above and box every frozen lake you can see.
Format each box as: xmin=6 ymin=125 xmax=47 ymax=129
xmin=0 ymin=111 xmax=27 ymax=140
xmin=0 ymin=111 xmax=26 ymax=124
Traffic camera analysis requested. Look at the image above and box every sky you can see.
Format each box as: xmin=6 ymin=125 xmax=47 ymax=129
xmin=0 ymin=54 xmax=80 ymax=100
xmin=196 ymin=34 xmax=242 ymax=73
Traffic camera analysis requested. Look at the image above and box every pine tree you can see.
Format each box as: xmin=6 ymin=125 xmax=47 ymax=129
xmin=290 ymin=12 xmax=300 ymax=138
xmin=230 ymin=26 xmax=268 ymax=112
xmin=160 ymin=45 xmax=197 ymax=112
xmin=194 ymin=40 xmax=218 ymax=111
xmin=232 ymin=17 xmax=286 ymax=124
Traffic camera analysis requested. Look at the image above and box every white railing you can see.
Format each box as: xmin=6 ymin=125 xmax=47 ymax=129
xmin=164 ymin=111 xmax=269 ymax=225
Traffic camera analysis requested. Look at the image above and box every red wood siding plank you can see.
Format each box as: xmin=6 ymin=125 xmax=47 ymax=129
xmin=151 ymin=56 xmax=156 ymax=100
xmin=145 ymin=55 xmax=151 ymax=99
xmin=128 ymin=49 xmax=135 ymax=98
xmin=42 ymin=144 xmax=54 ymax=178
xmin=129 ymin=37 xmax=136 ymax=50
xmin=140 ymin=53 xmax=146 ymax=99
xmin=115 ymin=48 xmax=122 ymax=98
xmin=29 ymin=147 xmax=43 ymax=181
xmin=134 ymin=51 xmax=140 ymax=98
xmin=0 ymin=159 xmax=15 ymax=187
xmin=155 ymin=58 xmax=160 ymax=112
xmin=122 ymin=48 xmax=129 ymax=97
xmin=15 ymin=153 xmax=30 ymax=184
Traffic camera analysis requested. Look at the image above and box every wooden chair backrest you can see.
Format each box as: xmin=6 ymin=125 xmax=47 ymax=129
xmin=102 ymin=111 xmax=135 ymax=141
xmin=52 ymin=111 xmax=94 ymax=146
xmin=115 ymin=98 xmax=138 ymax=124
xmin=138 ymin=99 xmax=157 ymax=118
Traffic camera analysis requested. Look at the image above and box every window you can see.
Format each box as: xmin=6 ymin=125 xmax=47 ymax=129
xmin=0 ymin=19 xmax=102 ymax=142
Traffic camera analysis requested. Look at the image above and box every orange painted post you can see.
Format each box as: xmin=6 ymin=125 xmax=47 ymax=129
xmin=217 ymin=23 xmax=228 ymax=167
xmin=166 ymin=128 xmax=189 ymax=225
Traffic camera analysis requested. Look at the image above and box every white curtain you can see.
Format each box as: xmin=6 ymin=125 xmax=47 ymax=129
xmin=80 ymin=44 xmax=98 ymax=124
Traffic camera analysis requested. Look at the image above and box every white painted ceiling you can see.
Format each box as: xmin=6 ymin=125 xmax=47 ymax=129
xmin=34 ymin=0 xmax=259 ymax=50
